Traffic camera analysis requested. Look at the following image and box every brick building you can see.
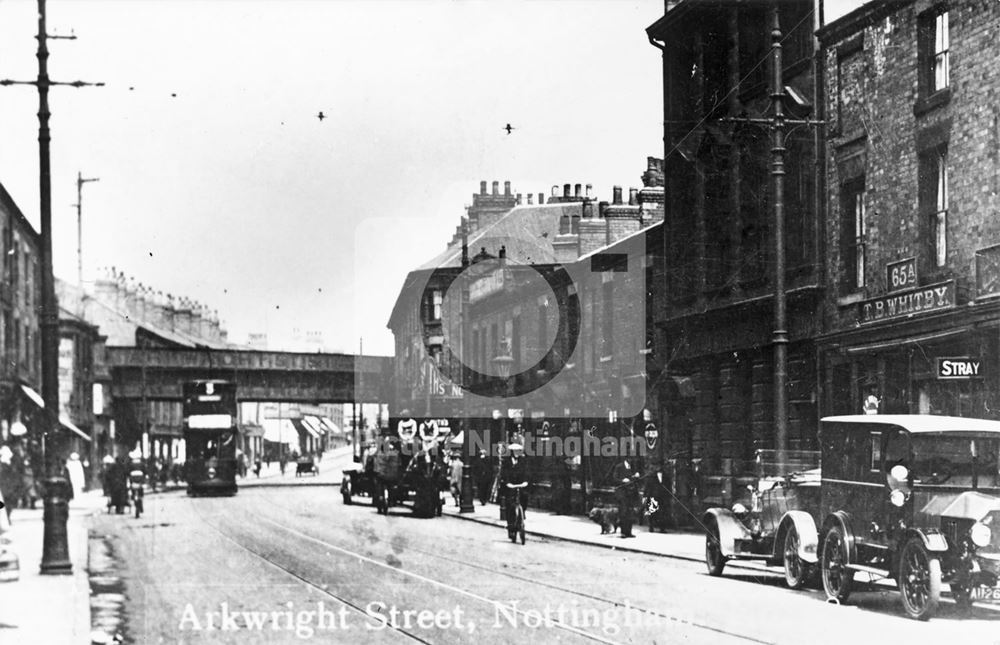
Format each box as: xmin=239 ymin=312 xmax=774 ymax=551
xmin=646 ymin=0 xmax=823 ymax=518
xmin=0 ymin=182 xmax=46 ymax=459
xmin=816 ymin=2 xmax=1000 ymax=419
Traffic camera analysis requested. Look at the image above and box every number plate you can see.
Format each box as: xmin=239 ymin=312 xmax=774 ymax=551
xmin=969 ymin=586 xmax=1000 ymax=602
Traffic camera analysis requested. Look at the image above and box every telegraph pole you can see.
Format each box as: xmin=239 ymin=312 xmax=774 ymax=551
xmin=74 ymin=171 xmax=100 ymax=289
xmin=1 ymin=0 xmax=103 ymax=575
xmin=721 ymin=6 xmax=822 ymax=465
xmin=459 ymin=217 xmax=475 ymax=513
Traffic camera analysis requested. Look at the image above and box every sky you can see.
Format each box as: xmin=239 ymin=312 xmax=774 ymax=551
xmin=0 ymin=0 xmax=868 ymax=357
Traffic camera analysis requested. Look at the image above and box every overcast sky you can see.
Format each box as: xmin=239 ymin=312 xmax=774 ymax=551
xmin=0 ymin=0 xmax=867 ymax=357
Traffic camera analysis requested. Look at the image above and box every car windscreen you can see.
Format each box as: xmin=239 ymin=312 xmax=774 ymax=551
xmin=911 ymin=436 xmax=1000 ymax=488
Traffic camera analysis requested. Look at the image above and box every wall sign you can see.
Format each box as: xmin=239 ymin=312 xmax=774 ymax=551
xmin=937 ymin=357 xmax=983 ymax=380
xmin=858 ymin=281 xmax=955 ymax=325
xmin=886 ymin=257 xmax=917 ymax=293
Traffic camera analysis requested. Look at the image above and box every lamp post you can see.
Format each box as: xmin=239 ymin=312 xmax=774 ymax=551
xmin=1 ymin=0 xmax=103 ymax=575
xmin=458 ymin=220 xmax=476 ymax=513
xmin=74 ymin=171 xmax=99 ymax=289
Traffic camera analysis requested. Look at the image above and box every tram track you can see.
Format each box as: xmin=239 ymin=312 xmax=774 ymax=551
xmin=191 ymin=503 xmax=433 ymax=644
xmin=248 ymin=492 xmax=772 ymax=645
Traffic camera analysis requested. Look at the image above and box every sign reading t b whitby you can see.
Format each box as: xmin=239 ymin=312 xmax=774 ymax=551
xmin=858 ymin=280 xmax=955 ymax=325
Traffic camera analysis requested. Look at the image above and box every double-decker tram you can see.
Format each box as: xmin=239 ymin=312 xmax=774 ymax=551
xmin=182 ymin=379 xmax=239 ymax=496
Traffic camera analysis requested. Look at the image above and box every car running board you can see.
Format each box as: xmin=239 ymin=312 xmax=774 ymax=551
xmin=845 ymin=563 xmax=890 ymax=577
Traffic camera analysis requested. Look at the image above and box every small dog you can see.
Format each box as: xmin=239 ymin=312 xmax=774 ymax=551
xmin=588 ymin=506 xmax=620 ymax=534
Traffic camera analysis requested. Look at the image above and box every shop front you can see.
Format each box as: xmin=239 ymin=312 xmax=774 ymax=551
xmin=819 ymin=281 xmax=1000 ymax=421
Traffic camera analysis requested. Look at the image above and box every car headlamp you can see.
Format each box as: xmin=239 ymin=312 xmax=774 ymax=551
xmin=207 ymin=467 xmax=217 ymax=478
xmin=970 ymin=522 xmax=992 ymax=548
xmin=889 ymin=489 xmax=907 ymax=507
xmin=731 ymin=503 xmax=747 ymax=514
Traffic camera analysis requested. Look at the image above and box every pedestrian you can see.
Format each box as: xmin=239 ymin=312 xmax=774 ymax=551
xmin=0 ymin=445 xmax=15 ymax=522
xmin=253 ymin=456 xmax=262 ymax=478
xmin=473 ymin=449 xmax=492 ymax=505
xmin=66 ymin=452 xmax=85 ymax=498
xmin=449 ymin=453 xmax=463 ymax=507
xmin=614 ymin=459 xmax=642 ymax=538
xmin=643 ymin=466 xmax=671 ymax=533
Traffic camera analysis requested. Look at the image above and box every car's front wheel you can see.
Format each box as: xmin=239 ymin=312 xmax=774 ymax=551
xmin=783 ymin=526 xmax=811 ymax=589
xmin=821 ymin=525 xmax=853 ymax=604
xmin=341 ymin=478 xmax=352 ymax=505
xmin=705 ymin=519 xmax=726 ymax=576
xmin=899 ymin=537 xmax=941 ymax=620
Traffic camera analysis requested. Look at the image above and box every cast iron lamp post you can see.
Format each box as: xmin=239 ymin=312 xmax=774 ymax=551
xmin=0 ymin=0 xmax=103 ymax=575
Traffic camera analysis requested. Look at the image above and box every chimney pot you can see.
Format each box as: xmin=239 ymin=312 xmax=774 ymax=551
xmin=574 ymin=184 xmax=582 ymax=198
xmin=527 ymin=194 xmax=534 ymax=205
xmin=629 ymin=188 xmax=638 ymax=205
xmin=613 ymin=186 xmax=623 ymax=205
xmin=492 ymin=181 xmax=499 ymax=195
xmin=538 ymin=192 xmax=545 ymax=205
xmin=551 ymin=185 xmax=559 ymax=197
xmin=563 ymin=184 xmax=571 ymax=198
xmin=504 ymin=181 xmax=511 ymax=196
xmin=480 ymin=180 xmax=487 ymax=195
xmin=585 ymin=184 xmax=593 ymax=199
xmin=516 ymin=193 xmax=522 ymax=205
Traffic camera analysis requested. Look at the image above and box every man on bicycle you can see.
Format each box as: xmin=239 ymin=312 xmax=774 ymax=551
xmin=502 ymin=443 xmax=528 ymax=540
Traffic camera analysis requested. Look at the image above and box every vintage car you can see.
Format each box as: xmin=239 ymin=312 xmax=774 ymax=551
xmin=703 ymin=449 xmax=822 ymax=589
xmin=817 ymin=415 xmax=1000 ymax=620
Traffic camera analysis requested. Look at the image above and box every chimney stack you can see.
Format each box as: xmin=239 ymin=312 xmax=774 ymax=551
xmin=613 ymin=186 xmax=623 ymax=205
xmin=492 ymin=181 xmax=499 ymax=195
xmin=504 ymin=181 xmax=511 ymax=196
xmin=480 ymin=180 xmax=487 ymax=195
xmin=629 ymin=188 xmax=638 ymax=205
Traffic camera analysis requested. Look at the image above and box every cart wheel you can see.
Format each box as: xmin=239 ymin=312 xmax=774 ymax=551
xmin=899 ymin=537 xmax=941 ymax=620
xmin=342 ymin=480 xmax=352 ymax=505
xmin=821 ymin=525 xmax=853 ymax=604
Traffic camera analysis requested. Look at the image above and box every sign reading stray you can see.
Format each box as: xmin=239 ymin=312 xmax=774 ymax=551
xmin=858 ymin=280 xmax=955 ymax=324
xmin=937 ymin=357 xmax=982 ymax=380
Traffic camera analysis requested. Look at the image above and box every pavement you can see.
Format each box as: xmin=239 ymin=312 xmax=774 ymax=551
xmin=0 ymin=488 xmax=106 ymax=645
xmin=439 ymin=497 xmax=707 ymax=563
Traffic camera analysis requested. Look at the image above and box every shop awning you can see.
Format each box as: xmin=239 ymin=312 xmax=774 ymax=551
xmin=59 ymin=415 xmax=91 ymax=442
xmin=291 ymin=418 xmax=320 ymax=439
xmin=319 ymin=417 xmax=343 ymax=435
xmin=302 ymin=416 xmax=325 ymax=436
xmin=21 ymin=384 xmax=45 ymax=408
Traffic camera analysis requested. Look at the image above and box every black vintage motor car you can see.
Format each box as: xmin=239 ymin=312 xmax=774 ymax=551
xmin=703 ymin=449 xmax=822 ymax=589
xmin=817 ymin=415 xmax=1000 ymax=620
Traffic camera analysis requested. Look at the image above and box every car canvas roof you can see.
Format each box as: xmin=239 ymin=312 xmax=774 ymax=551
xmin=821 ymin=414 xmax=1000 ymax=434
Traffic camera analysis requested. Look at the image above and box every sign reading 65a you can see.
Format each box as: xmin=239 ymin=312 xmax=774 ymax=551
xmin=887 ymin=258 xmax=917 ymax=292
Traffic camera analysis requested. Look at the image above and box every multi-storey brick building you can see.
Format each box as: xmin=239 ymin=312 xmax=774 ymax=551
xmin=816 ymin=2 xmax=1000 ymax=418
xmin=646 ymin=0 xmax=823 ymax=517
xmin=0 ymin=182 xmax=44 ymax=453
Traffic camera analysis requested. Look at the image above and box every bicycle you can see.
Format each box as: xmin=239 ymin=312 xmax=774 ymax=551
xmin=506 ymin=482 xmax=527 ymax=545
